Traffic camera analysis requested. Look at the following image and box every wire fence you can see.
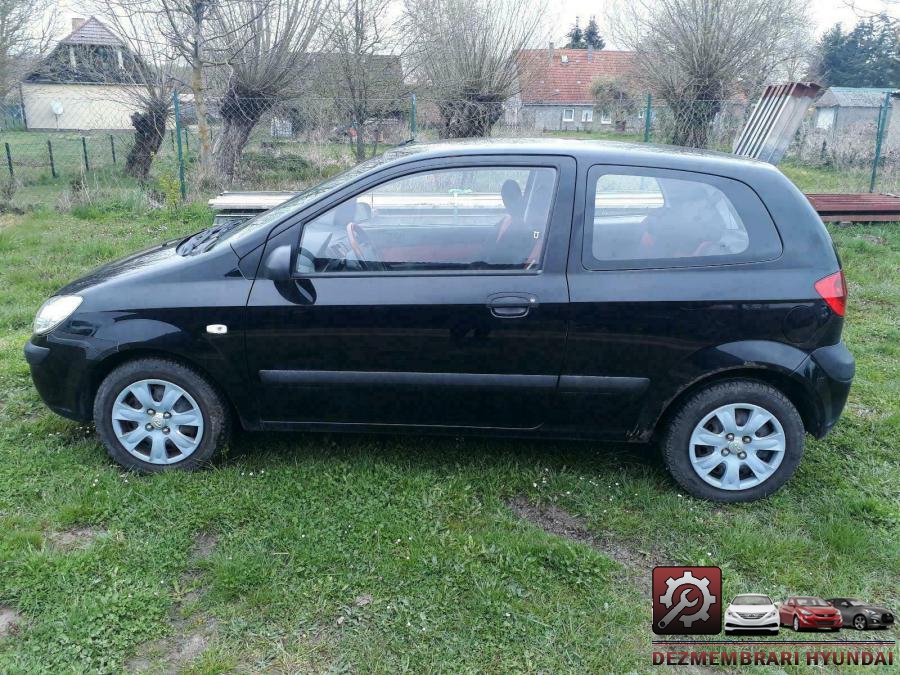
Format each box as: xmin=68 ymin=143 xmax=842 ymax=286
xmin=0 ymin=90 xmax=897 ymax=210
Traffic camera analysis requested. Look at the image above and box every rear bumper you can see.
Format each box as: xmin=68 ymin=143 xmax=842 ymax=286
xmin=793 ymin=341 xmax=854 ymax=438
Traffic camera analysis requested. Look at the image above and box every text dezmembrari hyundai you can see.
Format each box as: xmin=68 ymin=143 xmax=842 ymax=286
xmin=25 ymin=139 xmax=855 ymax=502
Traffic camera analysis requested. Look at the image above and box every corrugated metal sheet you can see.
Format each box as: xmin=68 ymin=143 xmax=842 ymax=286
xmin=733 ymin=82 xmax=821 ymax=164
xmin=807 ymin=193 xmax=900 ymax=222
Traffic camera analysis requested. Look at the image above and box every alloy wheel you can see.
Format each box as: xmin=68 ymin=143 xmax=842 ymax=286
xmin=110 ymin=378 xmax=204 ymax=464
xmin=854 ymin=615 xmax=867 ymax=630
xmin=688 ymin=403 xmax=786 ymax=490
xmin=793 ymin=616 xmax=800 ymax=632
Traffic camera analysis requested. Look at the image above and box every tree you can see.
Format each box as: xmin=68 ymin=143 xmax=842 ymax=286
xmin=566 ymin=17 xmax=584 ymax=48
xmin=212 ymin=0 xmax=325 ymax=180
xmin=0 ymin=0 xmax=58 ymax=99
xmin=815 ymin=16 xmax=899 ymax=87
xmin=324 ymin=0 xmax=405 ymax=161
xmin=590 ymin=75 xmax=638 ymax=127
xmin=88 ymin=5 xmax=181 ymax=180
xmin=584 ymin=15 xmax=605 ymax=50
xmin=404 ymin=0 xmax=548 ymax=138
xmin=610 ymin=0 xmax=810 ymax=147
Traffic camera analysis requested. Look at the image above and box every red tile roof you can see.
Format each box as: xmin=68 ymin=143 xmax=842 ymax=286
xmin=516 ymin=48 xmax=636 ymax=105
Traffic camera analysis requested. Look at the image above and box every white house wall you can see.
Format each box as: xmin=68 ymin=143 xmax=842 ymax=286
xmin=22 ymin=83 xmax=143 ymax=130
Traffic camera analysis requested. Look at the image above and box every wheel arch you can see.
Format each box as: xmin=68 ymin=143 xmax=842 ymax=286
xmin=89 ymin=347 xmax=244 ymax=429
xmin=648 ymin=366 xmax=819 ymax=441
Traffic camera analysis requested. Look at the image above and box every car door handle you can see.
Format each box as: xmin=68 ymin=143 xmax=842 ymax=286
xmin=488 ymin=294 xmax=536 ymax=318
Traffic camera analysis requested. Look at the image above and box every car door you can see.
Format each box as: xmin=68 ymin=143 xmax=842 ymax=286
xmin=559 ymin=164 xmax=784 ymax=438
xmin=780 ymin=599 xmax=794 ymax=625
xmin=245 ymin=156 xmax=575 ymax=429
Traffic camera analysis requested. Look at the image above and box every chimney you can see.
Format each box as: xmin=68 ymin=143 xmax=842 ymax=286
xmin=588 ymin=44 xmax=593 ymax=62
xmin=548 ymin=41 xmax=554 ymax=65
xmin=72 ymin=17 xmax=86 ymax=31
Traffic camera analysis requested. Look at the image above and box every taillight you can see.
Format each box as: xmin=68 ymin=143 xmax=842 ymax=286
xmin=815 ymin=270 xmax=847 ymax=317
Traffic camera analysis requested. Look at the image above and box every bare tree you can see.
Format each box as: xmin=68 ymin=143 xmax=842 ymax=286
xmin=211 ymin=0 xmax=326 ymax=180
xmin=0 ymin=0 xmax=58 ymax=99
xmin=609 ymin=0 xmax=811 ymax=147
xmin=591 ymin=75 xmax=641 ymax=131
xmin=86 ymin=5 xmax=182 ymax=179
xmin=403 ymin=0 xmax=548 ymax=138
xmin=324 ymin=0 xmax=404 ymax=160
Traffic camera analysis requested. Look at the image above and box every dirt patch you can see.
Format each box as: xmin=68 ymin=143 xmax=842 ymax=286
xmin=860 ymin=234 xmax=887 ymax=246
xmin=0 ymin=607 xmax=23 ymax=637
xmin=126 ymin=532 xmax=219 ymax=672
xmin=506 ymin=496 xmax=660 ymax=597
xmin=46 ymin=526 xmax=107 ymax=550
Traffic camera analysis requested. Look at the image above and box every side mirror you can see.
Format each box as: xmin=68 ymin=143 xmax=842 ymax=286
xmin=262 ymin=245 xmax=293 ymax=282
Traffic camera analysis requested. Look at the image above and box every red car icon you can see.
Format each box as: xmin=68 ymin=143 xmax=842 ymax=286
xmin=779 ymin=597 xmax=843 ymax=631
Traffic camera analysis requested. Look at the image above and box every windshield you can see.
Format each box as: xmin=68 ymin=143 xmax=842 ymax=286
xmin=215 ymin=153 xmax=395 ymax=248
xmin=847 ymin=600 xmax=865 ymax=606
xmin=796 ymin=598 xmax=830 ymax=607
xmin=732 ymin=595 xmax=772 ymax=606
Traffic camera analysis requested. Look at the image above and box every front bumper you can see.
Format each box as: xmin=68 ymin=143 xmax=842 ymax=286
xmin=725 ymin=613 xmax=779 ymax=631
xmin=796 ymin=613 xmax=843 ymax=629
xmin=793 ymin=341 xmax=855 ymax=438
xmin=25 ymin=333 xmax=116 ymax=422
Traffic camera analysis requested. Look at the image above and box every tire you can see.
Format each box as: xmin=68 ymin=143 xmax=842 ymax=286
xmin=94 ymin=357 xmax=230 ymax=473
xmin=660 ymin=379 xmax=805 ymax=502
xmin=793 ymin=616 xmax=801 ymax=632
xmin=853 ymin=615 xmax=868 ymax=631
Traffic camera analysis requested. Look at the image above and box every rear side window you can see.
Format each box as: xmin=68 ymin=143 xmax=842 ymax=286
xmin=583 ymin=167 xmax=781 ymax=270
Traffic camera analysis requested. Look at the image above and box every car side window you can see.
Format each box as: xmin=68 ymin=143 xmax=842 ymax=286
xmin=583 ymin=166 xmax=781 ymax=270
xmin=296 ymin=166 xmax=558 ymax=274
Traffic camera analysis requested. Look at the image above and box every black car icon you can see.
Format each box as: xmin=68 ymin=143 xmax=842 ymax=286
xmin=827 ymin=598 xmax=895 ymax=631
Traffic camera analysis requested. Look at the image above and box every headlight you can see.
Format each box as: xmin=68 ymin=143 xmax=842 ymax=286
xmin=864 ymin=609 xmax=878 ymax=615
xmin=799 ymin=609 xmax=813 ymax=616
xmin=33 ymin=295 xmax=82 ymax=335
xmin=765 ymin=609 xmax=777 ymax=619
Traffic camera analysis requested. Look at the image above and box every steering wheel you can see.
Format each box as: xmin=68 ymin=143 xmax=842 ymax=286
xmin=346 ymin=222 xmax=386 ymax=271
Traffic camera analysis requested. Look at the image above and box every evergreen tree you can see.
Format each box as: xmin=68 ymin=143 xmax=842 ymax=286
xmin=817 ymin=16 xmax=899 ymax=88
xmin=584 ymin=15 xmax=605 ymax=50
xmin=566 ymin=17 xmax=585 ymax=49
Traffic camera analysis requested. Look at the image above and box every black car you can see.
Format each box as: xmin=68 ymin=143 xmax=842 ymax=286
xmin=24 ymin=139 xmax=854 ymax=502
xmin=828 ymin=599 xmax=895 ymax=631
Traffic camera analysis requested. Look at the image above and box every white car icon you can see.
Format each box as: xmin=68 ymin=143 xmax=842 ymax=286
xmin=724 ymin=594 xmax=780 ymax=634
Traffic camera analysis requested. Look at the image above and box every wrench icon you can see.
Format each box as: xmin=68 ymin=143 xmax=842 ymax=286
xmin=657 ymin=588 xmax=698 ymax=629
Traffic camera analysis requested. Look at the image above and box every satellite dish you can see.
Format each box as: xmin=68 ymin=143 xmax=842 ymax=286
xmin=51 ymin=101 xmax=63 ymax=130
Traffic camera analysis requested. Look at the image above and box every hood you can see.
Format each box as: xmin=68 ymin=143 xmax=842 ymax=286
xmin=55 ymin=237 xmax=184 ymax=296
xmin=803 ymin=606 xmax=839 ymax=615
xmin=863 ymin=606 xmax=892 ymax=614
xmin=729 ymin=604 xmax=776 ymax=613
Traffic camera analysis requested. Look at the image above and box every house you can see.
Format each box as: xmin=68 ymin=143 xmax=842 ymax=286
xmin=813 ymin=87 xmax=894 ymax=133
xmin=507 ymin=45 xmax=637 ymax=132
xmin=21 ymin=17 xmax=146 ymax=131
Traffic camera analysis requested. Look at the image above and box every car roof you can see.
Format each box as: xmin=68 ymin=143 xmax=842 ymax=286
xmin=376 ymin=137 xmax=779 ymax=181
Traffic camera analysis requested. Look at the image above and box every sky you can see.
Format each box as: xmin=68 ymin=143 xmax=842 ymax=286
xmin=551 ymin=0 xmax=896 ymax=48
xmin=52 ymin=0 xmax=898 ymax=44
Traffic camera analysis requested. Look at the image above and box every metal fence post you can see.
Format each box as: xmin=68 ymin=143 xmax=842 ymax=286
xmin=4 ymin=142 xmax=13 ymax=178
xmin=410 ymin=93 xmax=417 ymax=138
xmin=81 ymin=136 xmax=90 ymax=173
xmin=47 ymin=139 xmax=56 ymax=178
xmin=183 ymin=129 xmax=189 ymax=154
xmin=869 ymin=91 xmax=891 ymax=193
xmin=110 ymin=135 xmax=117 ymax=164
xmin=643 ymin=94 xmax=652 ymax=142
xmin=173 ymin=91 xmax=186 ymax=201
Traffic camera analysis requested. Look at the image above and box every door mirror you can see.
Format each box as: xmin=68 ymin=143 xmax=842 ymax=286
xmin=262 ymin=245 xmax=293 ymax=281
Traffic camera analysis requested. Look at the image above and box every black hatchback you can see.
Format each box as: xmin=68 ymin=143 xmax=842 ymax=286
xmin=25 ymin=139 xmax=854 ymax=502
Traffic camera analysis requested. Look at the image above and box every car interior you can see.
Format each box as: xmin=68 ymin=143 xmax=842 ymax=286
xmin=296 ymin=167 xmax=557 ymax=273
xmin=590 ymin=174 xmax=750 ymax=262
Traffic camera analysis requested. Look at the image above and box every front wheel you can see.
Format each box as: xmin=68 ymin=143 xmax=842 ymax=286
xmin=793 ymin=616 xmax=801 ymax=632
xmin=661 ymin=380 xmax=805 ymax=502
xmin=853 ymin=615 xmax=868 ymax=630
xmin=94 ymin=358 xmax=230 ymax=472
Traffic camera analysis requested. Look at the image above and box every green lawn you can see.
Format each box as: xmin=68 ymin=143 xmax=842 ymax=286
xmin=0 ymin=201 xmax=897 ymax=672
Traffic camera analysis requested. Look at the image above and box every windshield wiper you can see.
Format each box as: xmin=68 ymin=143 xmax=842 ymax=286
xmin=177 ymin=222 xmax=236 ymax=255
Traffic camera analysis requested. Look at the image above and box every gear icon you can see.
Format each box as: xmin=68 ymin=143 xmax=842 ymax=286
xmin=658 ymin=570 xmax=717 ymax=627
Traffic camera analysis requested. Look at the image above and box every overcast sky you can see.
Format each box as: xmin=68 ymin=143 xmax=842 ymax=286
xmin=551 ymin=0 xmax=896 ymax=48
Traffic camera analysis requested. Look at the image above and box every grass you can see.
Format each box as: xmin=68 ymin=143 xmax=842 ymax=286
xmin=0 ymin=197 xmax=898 ymax=672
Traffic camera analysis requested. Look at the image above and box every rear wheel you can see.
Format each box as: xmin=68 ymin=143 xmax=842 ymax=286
xmin=94 ymin=358 xmax=230 ymax=472
xmin=661 ymin=380 xmax=804 ymax=502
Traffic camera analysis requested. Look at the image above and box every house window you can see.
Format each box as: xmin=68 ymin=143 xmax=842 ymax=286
xmin=816 ymin=108 xmax=836 ymax=130
xmin=600 ymin=111 xmax=612 ymax=125
xmin=562 ymin=108 xmax=575 ymax=122
xmin=582 ymin=109 xmax=593 ymax=122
